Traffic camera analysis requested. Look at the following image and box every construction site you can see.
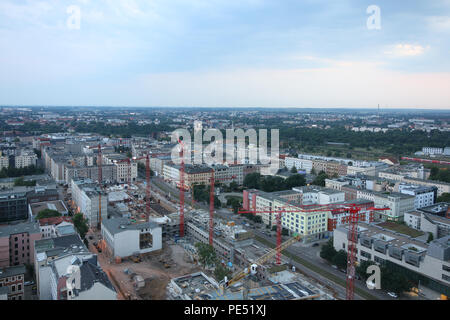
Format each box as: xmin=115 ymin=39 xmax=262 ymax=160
xmin=64 ymin=142 xmax=387 ymax=301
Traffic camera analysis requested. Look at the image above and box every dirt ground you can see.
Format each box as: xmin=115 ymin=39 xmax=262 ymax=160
xmin=87 ymin=230 xmax=200 ymax=300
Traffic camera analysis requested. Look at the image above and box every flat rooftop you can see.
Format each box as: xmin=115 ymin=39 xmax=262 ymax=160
xmin=30 ymin=200 xmax=68 ymax=216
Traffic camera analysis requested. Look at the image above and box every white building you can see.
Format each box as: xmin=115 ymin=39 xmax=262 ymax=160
xmin=334 ymin=224 xmax=450 ymax=296
xmin=357 ymin=190 xmax=415 ymax=221
xmin=0 ymin=153 xmax=9 ymax=170
xmin=71 ymin=179 xmax=107 ymax=228
xmin=14 ymin=150 xmax=38 ymax=168
xmin=398 ymin=184 xmax=436 ymax=209
xmin=422 ymin=147 xmax=443 ymax=155
xmin=101 ymin=218 xmax=162 ymax=258
xmin=285 ymin=157 xmax=313 ymax=174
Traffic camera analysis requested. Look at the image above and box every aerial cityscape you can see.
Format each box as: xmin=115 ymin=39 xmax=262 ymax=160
xmin=0 ymin=0 xmax=449 ymax=310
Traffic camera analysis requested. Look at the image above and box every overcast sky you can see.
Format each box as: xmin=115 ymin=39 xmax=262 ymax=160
xmin=0 ymin=0 xmax=449 ymax=109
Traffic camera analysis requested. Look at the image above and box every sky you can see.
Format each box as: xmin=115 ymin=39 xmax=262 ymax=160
xmin=0 ymin=0 xmax=449 ymax=109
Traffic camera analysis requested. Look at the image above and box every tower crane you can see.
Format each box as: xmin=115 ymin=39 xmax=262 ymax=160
xmin=220 ymin=234 xmax=301 ymax=291
xmin=239 ymin=200 xmax=390 ymax=299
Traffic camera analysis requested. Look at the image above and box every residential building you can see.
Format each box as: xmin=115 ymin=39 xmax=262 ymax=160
xmin=357 ymin=190 xmax=415 ymax=221
xmin=14 ymin=150 xmax=37 ymax=169
xmin=284 ymin=157 xmax=313 ymax=174
xmin=404 ymin=211 xmax=450 ymax=239
xmin=0 ymin=265 xmax=26 ymax=300
xmin=0 ymin=221 xmax=41 ymax=267
xmin=40 ymin=254 xmax=116 ymax=300
xmin=38 ymin=217 xmax=75 ymax=239
xmin=0 ymin=188 xmax=28 ymax=223
xmin=71 ymin=179 xmax=107 ymax=228
xmin=398 ymin=184 xmax=437 ymax=209
xmin=312 ymin=160 xmax=348 ymax=177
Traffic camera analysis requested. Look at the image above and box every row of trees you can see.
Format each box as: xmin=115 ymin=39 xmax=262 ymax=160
xmin=0 ymin=165 xmax=44 ymax=179
xmin=243 ymin=172 xmax=306 ymax=192
xmin=278 ymin=126 xmax=450 ymax=156
xmin=429 ymin=167 xmax=450 ymax=183
xmin=14 ymin=177 xmax=36 ymax=187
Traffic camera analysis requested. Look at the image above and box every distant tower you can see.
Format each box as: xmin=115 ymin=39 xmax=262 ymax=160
xmin=377 ymin=104 xmax=380 ymax=118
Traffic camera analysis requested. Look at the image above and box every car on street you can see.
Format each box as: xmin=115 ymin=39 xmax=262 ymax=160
xmin=312 ymin=243 xmax=319 ymax=247
xmin=24 ymin=281 xmax=35 ymax=286
xmin=387 ymin=292 xmax=398 ymax=298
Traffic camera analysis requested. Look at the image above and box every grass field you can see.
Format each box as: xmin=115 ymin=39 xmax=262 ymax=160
xmin=377 ymin=221 xmax=424 ymax=238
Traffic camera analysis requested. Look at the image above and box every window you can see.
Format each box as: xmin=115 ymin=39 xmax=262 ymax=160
xmin=443 ymin=265 xmax=450 ymax=272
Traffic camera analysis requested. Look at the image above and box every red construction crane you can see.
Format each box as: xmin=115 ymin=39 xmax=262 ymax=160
xmin=132 ymin=154 xmax=152 ymax=219
xmin=208 ymin=171 xmax=237 ymax=246
xmin=178 ymin=139 xmax=186 ymax=238
xmin=239 ymin=201 xmax=389 ymax=296
xmin=97 ymin=144 xmax=103 ymax=230
xmin=238 ymin=206 xmax=297 ymax=265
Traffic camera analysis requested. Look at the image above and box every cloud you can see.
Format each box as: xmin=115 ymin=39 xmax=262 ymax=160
xmin=427 ymin=16 xmax=450 ymax=32
xmin=384 ymin=44 xmax=430 ymax=57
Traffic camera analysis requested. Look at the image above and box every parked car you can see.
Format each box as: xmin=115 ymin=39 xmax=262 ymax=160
xmin=24 ymin=281 xmax=35 ymax=286
xmin=312 ymin=243 xmax=319 ymax=247
xmin=387 ymin=292 xmax=398 ymax=298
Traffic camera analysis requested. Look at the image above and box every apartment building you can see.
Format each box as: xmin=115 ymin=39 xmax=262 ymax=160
xmin=333 ymin=224 xmax=450 ymax=297
xmin=0 ymin=152 xmax=9 ymax=170
xmin=65 ymin=164 xmax=117 ymax=184
xmin=0 ymin=188 xmax=28 ymax=223
xmin=243 ymin=188 xmax=332 ymax=243
xmin=404 ymin=211 xmax=450 ymax=240
xmin=34 ymin=234 xmax=90 ymax=299
xmin=0 ymin=265 xmax=26 ymax=300
xmin=102 ymin=153 xmax=138 ymax=183
xmin=357 ymin=190 xmax=415 ymax=221
xmin=42 ymin=254 xmax=116 ymax=300
xmin=398 ymin=184 xmax=437 ymax=209
xmin=71 ymin=179 xmax=107 ymax=228
xmin=0 ymin=221 xmax=41 ymax=267
xmin=312 ymin=159 xmax=348 ymax=177
xmin=14 ymin=150 xmax=37 ymax=169
xmin=284 ymin=157 xmax=313 ymax=174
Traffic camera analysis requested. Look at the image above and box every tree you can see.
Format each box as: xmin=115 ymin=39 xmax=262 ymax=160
xmin=243 ymin=172 xmax=261 ymax=189
xmin=381 ymin=265 xmax=413 ymax=295
xmin=14 ymin=177 xmax=36 ymax=187
xmin=214 ymin=263 xmax=232 ymax=281
xmin=437 ymin=193 xmax=450 ymax=203
xmin=73 ymin=213 xmax=89 ymax=239
xmin=285 ymin=174 xmax=306 ymax=189
xmin=332 ymin=250 xmax=348 ymax=270
xmin=312 ymin=171 xmax=329 ymax=187
xmin=290 ymin=166 xmax=297 ymax=173
xmin=36 ymin=209 xmax=61 ymax=220
xmin=427 ymin=232 xmax=434 ymax=243
xmin=195 ymin=243 xmax=217 ymax=267
xmin=320 ymin=238 xmax=337 ymax=262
